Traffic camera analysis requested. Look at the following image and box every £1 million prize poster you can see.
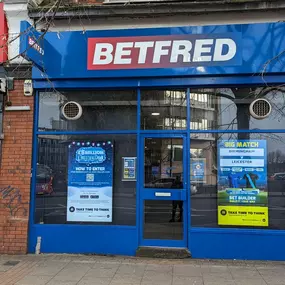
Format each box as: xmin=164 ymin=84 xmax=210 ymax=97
xmin=67 ymin=141 xmax=113 ymax=222
xmin=217 ymin=140 xmax=268 ymax=227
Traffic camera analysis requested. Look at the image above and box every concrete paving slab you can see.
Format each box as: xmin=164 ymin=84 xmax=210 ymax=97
xmin=2 ymin=255 xmax=285 ymax=285
xmin=47 ymin=281 xmax=77 ymax=285
xmin=202 ymin=272 xmax=234 ymax=282
xmin=230 ymin=268 xmax=262 ymax=278
xmin=201 ymin=265 xmax=229 ymax=273
xmin=142 ymin=271 xmax=172 ymax=285
xmin=262 ymin=276 xmax=285 ymax=285
xmin=145 ymin=264 xmax=173 ymax=273
xmin=116 ymin=264 xmax=146 ymax=276
xmin=15 ymin=275 xmax=52 ymax=285
xmin=235 ymin=278 xmax=267 ymax=285
xmin=258 ymin=268 xmax=285 ymax=276
xmin=113 ymin=273 xmax=143 ymax=281
xmin=172 ymin=275 xmax=204 ymax=285
xmin=141 ymin=281 xmax=171 ymax=285
xmin=29 ymin=262 xmax=68 ymax=276
xmin=51 ymin=268 xmax=89 ymax=282
xmin=77 ymin=277 xmax=112 ymax=285
xmin=173 ymin=264 xmax=202 ymax=276
xmin=203 ymin=281 xmax=236 ymax=285
xmin=92 ymin=262 xmax=120 ymax=270
xmin=84 ymin=267 xmax=117 ymax=278
xmin=110 ymin=276 xmax=142 ymax=285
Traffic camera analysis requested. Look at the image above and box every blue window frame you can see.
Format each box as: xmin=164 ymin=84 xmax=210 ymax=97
xmin=28 ymin=76 xmax=285 ymax=257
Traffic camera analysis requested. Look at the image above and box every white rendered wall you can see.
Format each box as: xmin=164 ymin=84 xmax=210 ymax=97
xmin=46 ymin=10 xmax=285 ymax=32
xmin=4 ymin=2 xmax=30 ymax=64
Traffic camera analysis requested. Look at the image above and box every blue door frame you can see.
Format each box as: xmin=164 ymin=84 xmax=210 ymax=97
xmin=139 ymin=133 xmax=188 ymax=248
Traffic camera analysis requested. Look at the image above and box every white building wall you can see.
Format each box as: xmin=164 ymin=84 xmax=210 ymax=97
xmin=4 ymin=2 xmax=30 ymax=64
xmin=47 ymin=10 xmax=285 ymax=32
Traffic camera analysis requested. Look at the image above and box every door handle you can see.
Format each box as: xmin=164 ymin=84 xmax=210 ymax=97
xmin=155 ymin=192 xmax=171 ymax=197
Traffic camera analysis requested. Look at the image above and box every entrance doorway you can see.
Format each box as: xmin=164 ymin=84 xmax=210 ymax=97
xmin=140 ymin=135 xmax=188 ymax=247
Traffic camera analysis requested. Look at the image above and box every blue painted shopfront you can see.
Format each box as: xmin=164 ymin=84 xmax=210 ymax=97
xmin=21 ymin=20 xmax=285 ymax=260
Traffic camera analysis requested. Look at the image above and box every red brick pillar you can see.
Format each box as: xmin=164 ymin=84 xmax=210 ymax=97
xmin=0 ymin=79 xmax=34 ymax=254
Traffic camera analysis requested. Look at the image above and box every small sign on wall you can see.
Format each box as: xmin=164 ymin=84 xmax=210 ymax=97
xmin=122 ymin=157 xmax=136 ymax=181
xmin=24 ymin=80 xmax=33 ymax=96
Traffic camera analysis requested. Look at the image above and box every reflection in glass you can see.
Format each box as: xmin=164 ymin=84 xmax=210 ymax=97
xmin=141 ymin=90 xmax=187 ymax=130
xmin=144 ymin=138 xmax=183 ymax=188
xmin=190 ymin=88 xmax=285 ymax=131
xmin=38 ymin=90 xmax=137 ymax=131
xmin=144 ymin=200 xmax=183 ymax=240
xmin=191 ymin=132 xmax=285 ymax=230
xmin=35 ymin=135 xmax=136 ymax=225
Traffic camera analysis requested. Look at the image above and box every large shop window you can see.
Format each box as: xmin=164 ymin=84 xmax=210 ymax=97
xmin=190 ymin=88 xmax=285 ymax=130
xmin=38 ymin=90 xmax=137 ymax=131
xmin=141 ymin=89 xmax=187 ymax=130
xmin=35 ymin=135 xmax=137 ymax=225
xmin=190 ymin=132 xmax=285 ymax=230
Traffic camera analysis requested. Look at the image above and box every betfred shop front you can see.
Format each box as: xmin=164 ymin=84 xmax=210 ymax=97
xmin=21 ymin=21 xmax=285 ymax=260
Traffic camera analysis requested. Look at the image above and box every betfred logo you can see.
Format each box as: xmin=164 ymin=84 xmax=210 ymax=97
xmin=28 ymin=36 xmax=44 ymax=56
xmin=87 ymin=34 xmax=240 ymax=70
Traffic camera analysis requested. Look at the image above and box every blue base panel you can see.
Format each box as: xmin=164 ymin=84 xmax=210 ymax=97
xmin=29 ymin=225 xmax=285 ymax=260
xmin=190 ymin=228 xmax=285 ymax=261
xmin=28 ymin=225 xmax=138 ymax=256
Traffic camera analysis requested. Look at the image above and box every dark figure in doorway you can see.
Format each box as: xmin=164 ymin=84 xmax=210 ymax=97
xmin=169 ymin=175 xmax=183 ymax=223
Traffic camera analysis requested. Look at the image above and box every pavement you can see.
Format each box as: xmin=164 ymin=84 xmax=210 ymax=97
xmin=0 ymin=255 xmax=285 ymax=285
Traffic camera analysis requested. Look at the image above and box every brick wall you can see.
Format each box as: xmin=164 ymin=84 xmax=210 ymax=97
xmin=0 ymin=80 xmax=33 ymax=254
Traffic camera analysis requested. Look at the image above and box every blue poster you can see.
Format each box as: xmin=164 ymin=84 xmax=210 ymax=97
xmin=217 ymin=140 xmax=268 ymax=227
xmin=67 ymin=141 xmax=113 ymax=222
xmin=191 ymin=158 xmax=206 ymax=182
xmin=122 ymin=157 xmax=136 ymax=181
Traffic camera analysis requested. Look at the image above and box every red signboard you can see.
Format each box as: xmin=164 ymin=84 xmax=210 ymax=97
xmin=87 ymin=35 xmax=238 ymax=70
xmin=0 ymin=3 xmax=8 ymax=63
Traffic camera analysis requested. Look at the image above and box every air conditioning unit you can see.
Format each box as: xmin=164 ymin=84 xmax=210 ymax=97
xmin=61 ymin=101 xmax=83 ymax=121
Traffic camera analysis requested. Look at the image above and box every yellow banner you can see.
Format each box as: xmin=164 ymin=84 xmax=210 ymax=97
xmin=218 ymin=205 xmax=268 ymax=227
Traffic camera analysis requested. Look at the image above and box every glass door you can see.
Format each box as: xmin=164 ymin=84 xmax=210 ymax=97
xmin=140 ymin=135 xmax=187 ymax=247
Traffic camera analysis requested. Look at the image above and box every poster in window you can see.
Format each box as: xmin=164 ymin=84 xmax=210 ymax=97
xmin=67 ymin=141 xmax=113 ymax=222
xmin=217 ymin=140 xmax=268 ymax=227
xmin=122 ymin=157 xmax=136 ymax=181
xmin=190 ymin=158 xmax=206 ymax=183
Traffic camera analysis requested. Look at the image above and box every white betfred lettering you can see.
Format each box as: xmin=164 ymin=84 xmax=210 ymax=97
xmin=170 ymin=40 xmax=192 ymax=63
xmin=89 ymin=37 xmax=238 ymax=68
xmin=153 ymin=41 xmax=171 ymax=64
xmin=93 ymin=43 xmax=113 ymax=65
xmin=134 ymin=41 xmax=154 ymax=64
xmin=114 ymin=42 xmax=133 ymax=64
xmin=193 ymin=39 xmax=213 ymax=62
xmin=213 ymin=38 xmax=236 ymax=61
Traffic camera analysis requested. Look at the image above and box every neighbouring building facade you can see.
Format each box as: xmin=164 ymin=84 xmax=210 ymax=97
xmin=2 ymin=0 xmax=285 ymax=259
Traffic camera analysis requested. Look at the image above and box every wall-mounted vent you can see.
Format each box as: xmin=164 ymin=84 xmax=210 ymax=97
xmin=61 ymin=101 xmax=82 ymax=120
xmin=249 ymin=98 xmax=272 ymax=120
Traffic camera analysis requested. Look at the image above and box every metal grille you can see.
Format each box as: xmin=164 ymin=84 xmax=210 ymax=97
xmin=62 ymin=102 xmax=81 ymax=120
xmin=250 ymin=99 xmax=271 ymax=119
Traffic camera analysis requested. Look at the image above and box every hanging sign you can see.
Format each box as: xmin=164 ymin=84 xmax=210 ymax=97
xmin=217 ymin=140 xmax=268 ymax=227
xmin=67 ymin=141 xmax=114 ymax=222
xmin=122 ymin=157 xmax=136 ymax=181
